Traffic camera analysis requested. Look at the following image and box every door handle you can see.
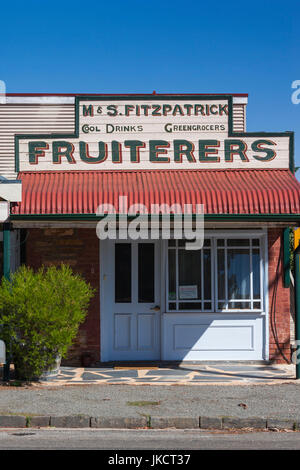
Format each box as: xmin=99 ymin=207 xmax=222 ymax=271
xmin=150 ymin=305 xmax=160 ymax=311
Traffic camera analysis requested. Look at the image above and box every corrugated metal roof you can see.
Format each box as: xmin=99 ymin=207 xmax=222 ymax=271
xmin=11 ymin=169 xmax=300 ymax=216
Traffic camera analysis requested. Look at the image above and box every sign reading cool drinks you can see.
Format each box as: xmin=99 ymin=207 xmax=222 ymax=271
xmin=16 ymin=96 xmax=292 ymax=171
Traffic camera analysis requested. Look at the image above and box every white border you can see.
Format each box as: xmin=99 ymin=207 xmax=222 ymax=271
xmin=4 ymin=96 xmax=247 ymax=105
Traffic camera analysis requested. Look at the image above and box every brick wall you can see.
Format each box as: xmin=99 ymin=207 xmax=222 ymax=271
xmin=268 ymin=228 xmax=291 ymax=363
xmin=25 ymin=228 xmax=100 ymax=366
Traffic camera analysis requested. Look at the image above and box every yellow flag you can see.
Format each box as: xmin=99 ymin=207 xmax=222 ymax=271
xmin=295 ymin=228 xmax=300 ymax=250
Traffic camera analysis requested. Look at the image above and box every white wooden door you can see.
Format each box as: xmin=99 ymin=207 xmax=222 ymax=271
xmin=101 ymin=239 xmax=161 ymax=361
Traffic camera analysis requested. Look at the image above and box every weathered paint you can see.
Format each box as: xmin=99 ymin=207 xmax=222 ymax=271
xmin=0 ymin=103 xmax=75 ymax=178
xmin=0 ymin=95 xmax=246 ymax=178
xmin=11 ymin=169 xmax=300 ymax=216
xmin=15 ymin=96 xmax=291 ymax=171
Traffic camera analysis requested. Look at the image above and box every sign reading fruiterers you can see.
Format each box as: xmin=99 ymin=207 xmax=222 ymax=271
xmin=15 ymin=95 xmax=293 ymax=171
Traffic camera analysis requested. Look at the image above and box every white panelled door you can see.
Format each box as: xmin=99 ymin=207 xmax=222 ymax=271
xmin=101 ymin=240 xmax=161 ymax=361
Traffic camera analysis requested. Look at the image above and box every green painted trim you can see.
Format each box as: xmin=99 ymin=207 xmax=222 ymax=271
xmin=283 ymin=227 xmax=291 ymax=288
xmin=204 ymin=214 xmax=300 ymax=221
xmin=10 ymin=213 xmax=300 ymax=222
xmin=76 ymin=95 xmax=233 ymax=101
xmin=3 ymin=222 xmax=10 ymax=279
xmin=14 ymin=94 xmax=295 ymax=174
xmin=15 ymin=133 xmax=77 ymax=173
xmin=228 ymin=95 xmax=233 ymax=136
xmin=290 ymin=132 xmax=295 ymax=174
xmin=294 ymin=245 xmax=300 ymax=378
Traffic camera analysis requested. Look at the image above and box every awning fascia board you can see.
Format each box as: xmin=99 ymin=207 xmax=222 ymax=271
xmin=9 ymin=214 xmax=300 ymax=222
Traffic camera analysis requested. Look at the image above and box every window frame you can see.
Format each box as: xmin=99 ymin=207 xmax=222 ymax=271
xmin=214 ymin=237 xmax=264 ymax=313
xmin=165 ymin=233 xmax=265 ymax=314
xmin=166 ymin=239 xmax=214 ymax=313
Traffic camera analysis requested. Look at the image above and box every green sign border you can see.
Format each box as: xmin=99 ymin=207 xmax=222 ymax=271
xmin=14 ymin=94 xmax=295 ymax=173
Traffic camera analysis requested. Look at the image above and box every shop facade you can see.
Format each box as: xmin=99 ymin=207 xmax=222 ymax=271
xmin=0 ymin=93 xmax=299 ymax=365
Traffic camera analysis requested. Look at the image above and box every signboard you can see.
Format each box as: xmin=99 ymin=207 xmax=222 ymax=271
xmin=179 ymin=285 xmax=198 ymax=299
xmin=0 ymin=201 xmax=9 ymax=222
xmin=15 ymin=95 xmax=293 ymax=172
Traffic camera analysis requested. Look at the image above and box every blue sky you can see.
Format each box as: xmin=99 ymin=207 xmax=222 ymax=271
xmin=0 ymin=0 xmax=299 ymax=174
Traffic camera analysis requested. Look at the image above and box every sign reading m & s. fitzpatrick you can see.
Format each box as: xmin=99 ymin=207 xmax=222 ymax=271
xmin=15 ymin=96 xmax=293 ymax=171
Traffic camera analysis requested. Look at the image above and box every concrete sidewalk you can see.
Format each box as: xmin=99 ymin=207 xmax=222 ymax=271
xmin=0 ymin=380 xmax=300 ymax=430
xmin=1 ymin=363 xmax=299 ymax=431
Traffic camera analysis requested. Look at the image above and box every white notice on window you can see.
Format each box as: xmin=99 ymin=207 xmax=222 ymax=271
xmin=179 ymin=285 xmax=198 ymax=299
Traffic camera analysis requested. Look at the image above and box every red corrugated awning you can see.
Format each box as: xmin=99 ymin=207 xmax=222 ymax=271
xmin=11 ymin=169 xmax=300 ymax=216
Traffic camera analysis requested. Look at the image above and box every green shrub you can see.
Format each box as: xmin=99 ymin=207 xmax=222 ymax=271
xmin=0 ymin=264 xmax=95 ymax=381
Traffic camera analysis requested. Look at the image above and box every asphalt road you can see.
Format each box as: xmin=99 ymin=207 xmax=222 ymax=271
xmin=0 ymin=428 xmax=299 ymax=450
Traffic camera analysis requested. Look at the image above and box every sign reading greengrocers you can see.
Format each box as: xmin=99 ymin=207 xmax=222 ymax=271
xmin=16 ymin=97 xmax=292 ymax=171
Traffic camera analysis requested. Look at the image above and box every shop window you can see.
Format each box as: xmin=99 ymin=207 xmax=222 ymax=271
xmin=167 ymin=239 xmax=213 ymax=311
xmin=216 ymin=238 xmax=262 ymax=311
xmin=167 ymin=237 xmax=263 ymax=312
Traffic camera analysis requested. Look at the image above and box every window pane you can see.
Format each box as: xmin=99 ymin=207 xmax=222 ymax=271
xmin=228 ymin=301 xmax=251 ymax=309
xmin=138 ymin=244 xmax=155 ymax=303
xmin=115 ymin=243 xmax=131 ymax=303
xmin=179 ymin=302 xmax=202 ymax=310
xmin=227 ymin=239 xmax=250 ymax=246
xmin=252 ymin=239 xmax=260 ymax=246
xmin=168 ymin=302 xmax=176 ymax=310
xmin=227 ymin=238 xmax=250 ymax=246
xmin=227 ymin=249 xmax=250 ymax=300
xmin=217 ymin=249 xmax=225 ymax=300
xmin=203 ymin=249 xmax=212 ymax=299
xmin=178 ymin=250 xmax=201 ymax=299
xmin=253 ymin=249 xmax=261 ymax=299
xmin=168 ymin=249 xmax=176 ymax=300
